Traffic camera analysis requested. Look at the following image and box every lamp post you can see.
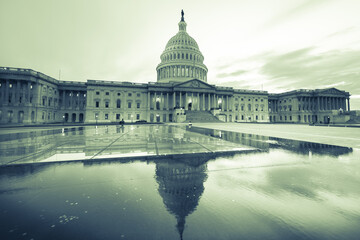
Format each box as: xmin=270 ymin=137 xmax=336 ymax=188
xmin=62 ymin=115 xmax=65 ymax=125
xmin=95 ymin=114 xmax=98 ymax=126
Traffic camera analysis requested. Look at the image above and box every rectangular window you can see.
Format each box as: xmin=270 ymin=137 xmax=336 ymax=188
xmin=128 ymin=93 xmax=132 ymax=97
xmin=128 ymin=114 xmax=131 ymax=120
xmin=128 ymin=102 xmax=131 ymax=108
xmin=116 ymin=114 xmax=120 ymax=120
xmin=96 ymin=101 xmax=99 ymax=108
xmin=105 ymin=102 xmax=109 ymax=108
xmin=136 ymin=114 xmax=140 ymax=120
xmin=96 ymin=91 xmax=100 ymax=95
xmin=137 ymin=93 xmax=141 ymax=97
xmin=137 ymin=103 xmax=140 ymax=109
xmin=105 ymin=92 xmax=109 ymax=95
xmin=105 ymin=114 xmax=108 ymax=120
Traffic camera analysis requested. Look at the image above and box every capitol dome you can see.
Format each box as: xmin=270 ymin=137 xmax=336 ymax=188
xmin=156 ymin=10 xmax=208 ymax=83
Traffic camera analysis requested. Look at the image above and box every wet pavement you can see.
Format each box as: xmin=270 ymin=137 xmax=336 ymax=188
xmin=0 ymin=125 xmax=256 ymax=166
xmin=0 ymin=125 xmax=359 ymax=240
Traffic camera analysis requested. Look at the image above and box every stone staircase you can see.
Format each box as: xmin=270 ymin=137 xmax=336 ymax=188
xmin=185 ymin=110 xmax=222 ymax=123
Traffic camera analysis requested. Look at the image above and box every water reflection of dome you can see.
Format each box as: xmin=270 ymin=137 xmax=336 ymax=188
xmin=155 ymin=157 xmax=208 ymax=239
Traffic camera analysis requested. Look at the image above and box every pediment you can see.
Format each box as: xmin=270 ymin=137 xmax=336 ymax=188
xmin=174 ymin=79 xmax=214 ymax=89
xmin=319 ymin=88 xmax=347 ymax=96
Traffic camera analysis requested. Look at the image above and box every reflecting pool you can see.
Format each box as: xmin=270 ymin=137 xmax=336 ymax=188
xmin=0 ymin=125 xmax=359 ymax=240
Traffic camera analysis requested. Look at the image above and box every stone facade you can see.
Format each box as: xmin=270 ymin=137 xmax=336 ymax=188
xmin=0 ymin=12 xmax=351 ymax=125
xmin=269 ymin=89 xmax=350 ymax=124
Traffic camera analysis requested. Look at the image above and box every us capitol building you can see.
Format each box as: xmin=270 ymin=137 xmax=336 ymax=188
xmin=0 ymin=11 xmax=351 ymax=125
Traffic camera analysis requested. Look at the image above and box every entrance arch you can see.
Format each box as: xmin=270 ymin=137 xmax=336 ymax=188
xmin=79 ymin=113 xmax=84 ymax=122
xmin=18 ymin=111 xmax=24 ymax=123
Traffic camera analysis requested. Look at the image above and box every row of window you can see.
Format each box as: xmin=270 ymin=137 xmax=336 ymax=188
xmin=274 ymin=115 xmax=313 ymax=122
xmin=95 ymin=91 xmax=141 ymax=97
xmin=95 ymin=100 xmax=140 ymax=109
xmin=234 ymin=115 xmax=265 ymax=121
xmin=2 ymin=93 xmax=33 ymax=104
xmin=234 ymin=104 xmax=265 ymax=112
xmin=235 ymin=98 xmax=265 ymax=102
xmin=0 ymin=83 xmax=33 ymax=89
xmin=162 ymin=52 xmax=202 ymax=62
xmin=95 ymin=113 xmax=141 ymax=121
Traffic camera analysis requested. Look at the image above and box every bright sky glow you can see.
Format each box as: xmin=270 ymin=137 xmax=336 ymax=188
xmin=1 ymin=0 xmax=360 ymax=109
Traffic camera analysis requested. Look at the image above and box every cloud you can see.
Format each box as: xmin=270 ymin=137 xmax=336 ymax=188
xmin=260 ymin=47 xmax=360 ymax=94
xmin=262 ymin=0 xmax=330 ymax=29
xmin=216 ymin=69 xmax=247 ymax=78
xmin=212 ymin=46 xmax=360 ymax=109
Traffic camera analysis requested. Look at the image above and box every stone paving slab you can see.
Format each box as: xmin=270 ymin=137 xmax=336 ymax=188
xmin=189 ymin=123 xmax=360 ymax=148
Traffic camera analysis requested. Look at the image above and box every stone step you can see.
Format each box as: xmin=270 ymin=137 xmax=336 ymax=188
xmin=185 ymin=111 xmax=222 ymax=123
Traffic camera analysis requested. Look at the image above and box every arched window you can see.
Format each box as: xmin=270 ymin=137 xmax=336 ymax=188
xmin=117 ymin=99 xmax=121 ymax=108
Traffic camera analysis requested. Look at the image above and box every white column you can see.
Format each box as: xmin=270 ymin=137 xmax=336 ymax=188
xmin=202 ymin=93 xmax=205 ymax=111
xmin=208 ymin=93 xmax=210 ymax=110
xmin=166 ymin=93 xmax=169 ymax=110
xmin=160 ymin=92 xmax=163 ymax=110
xmin=179 ymin=92 xmax=182 ymax=108
xmin=226 ymin=95 xmax=229 ymax=111
xmin=173 ymin=92 xmax=176 ymax=109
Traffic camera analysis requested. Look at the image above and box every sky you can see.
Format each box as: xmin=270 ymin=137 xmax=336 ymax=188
xmin=1 ymin=0 xmax=360 ymax=109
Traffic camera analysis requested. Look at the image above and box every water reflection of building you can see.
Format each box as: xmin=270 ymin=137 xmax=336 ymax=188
xmin=1 ymin=125 xmax=353 ymax=166
xmin=187 ymin=127 xmax=353 ymax=156
xmin=155 ymin=156 xmax=208 ymax=239
xmin=0 ymin=127 xmax=85 ymax=165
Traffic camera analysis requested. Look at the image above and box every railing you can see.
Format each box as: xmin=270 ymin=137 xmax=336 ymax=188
xmin=87 ymin=79 xmax=147 ymax=86
xmin=0 ymin=66 xmax=58 ymax=84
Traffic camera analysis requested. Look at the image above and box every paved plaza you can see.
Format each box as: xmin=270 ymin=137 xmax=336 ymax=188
xmin=189 ymin=123 xmax=360 ymax=148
